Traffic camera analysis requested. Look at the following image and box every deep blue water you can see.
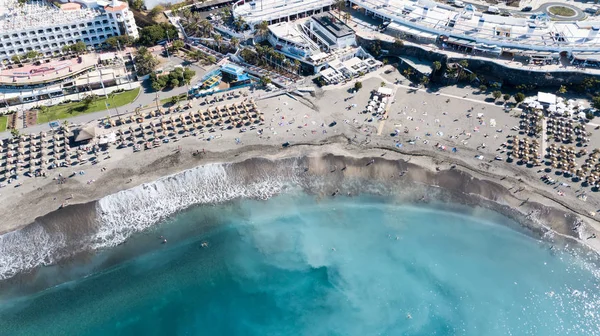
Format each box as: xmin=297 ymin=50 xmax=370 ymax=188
xmin=1 ymin=193 xmax=599 ymax=335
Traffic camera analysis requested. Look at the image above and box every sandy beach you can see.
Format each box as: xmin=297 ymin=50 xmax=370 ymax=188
xmin=1 ymin=65 xmax=600 ymax=257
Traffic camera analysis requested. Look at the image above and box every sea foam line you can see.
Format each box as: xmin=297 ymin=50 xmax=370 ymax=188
xmin=93 ymin=160 xmax=300 ymax=248
xmin=0 ymin=159 xmax=301 ymax=280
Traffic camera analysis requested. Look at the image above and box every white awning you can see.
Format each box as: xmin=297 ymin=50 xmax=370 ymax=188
xmin=378 ymin=87 xmax=393 ymax=96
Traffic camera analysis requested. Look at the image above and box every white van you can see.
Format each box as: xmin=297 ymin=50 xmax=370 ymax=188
xmin=453 ymin=0 xmax=465 ymax=7
xmin=487 ymin=6 xmax=500 ymax=14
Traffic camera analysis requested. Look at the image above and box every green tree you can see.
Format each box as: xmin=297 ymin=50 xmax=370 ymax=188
xmin=25 ymin=51 xmax=41 ymax=60
xmin=402 ymin=68 xmax=414 ymax=78
xmin=138 ymin=23 xmax=177 ymax=46
xmin=105 ymin=36 xmax=119 ymax=49
xmin=420 ymin=76 xmax=430 ymax=87
xmin=478 ymin=85 xmax=487 ymax=92
xmin=354 ymin=81 xmax=362 ymax=91
xmin=240 ymin=48 xmax=258 ymax=64
xmin=503 ymin=93 xmax=511 ymax=102
xmin=254 ymin=21 xmax=270 ymax=41
xmin=69 ymin=41 xmax=87 ymax=55
xmin=118 ymin=35 xmax=135 ymax=47
xmin=260 ymin=76 xmax=272 ymax=87
xmin=152 ymin=80 xmax=164 ymax=92
xmin=380 ymin=81 xmax=386 ymax=87
xmin=233 ymin=16 xmax=247 ymax=32
xmin=592 ymin=96 xmax=600 ymax=110
xmin=586 ymin=111 xmax=595 ymax=120
xmin=335 ymin=0 xmax=346 ymax=18
xmin=432 ymin=61 xmax=442 ymax=72
xmin=369 ymin=39 xmax=382 ymax=57
xmin=170 ymin=77 xmax=180 ymax=87
xmin=82 ymin=94 xmax=96 ymax=108
xmin=149 ymin=5 xmax=164 ymax=18
xmin=39 ymin=106 xmax=48 ymax=114
xmin=394 ymin=38 xmax=404 ymax=48
xmin=183 ymin=68 xmax=195 ymax=84
xmin=230 ymin=37 xmax=240 ymax=50
xmin=514 ymin=92 xmax=526 ymax=104
xmin=132 ymin=0 xmax=144 ymax=10
xmin=206 ymin=55 xmax=217 ymax=64
xmin=11 ymin=55 xmax=22 ymax=64
xmin=171 ymin=39 xmax=185 ymax=52
xmin=189 ymin=49 xmax=205 ymax=63
xmin=170 ymin=95 xmax=181 ymax=106
xmin=468 ymin=72 xmax=477 ymax=82
xmin=10 ymin=128 xmax=19 ymax=138
xmin=557 ymin=85 xmax=567 ymax=94
xmin=492 ymin=90 xmax=502 ymax=100
xmin=134 ymin=46 xmax=159 ymax=76
xmin=343 ymin=12 xmax=351 ymax=24
xmin=213 ymin=34 xmax=223 ymax=52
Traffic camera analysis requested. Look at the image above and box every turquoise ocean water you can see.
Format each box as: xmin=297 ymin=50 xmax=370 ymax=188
xmin=1 ymin=193 xmax=599 ymax=335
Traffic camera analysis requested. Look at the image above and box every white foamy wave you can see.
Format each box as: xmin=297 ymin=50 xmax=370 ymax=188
xmin=0 ymin=224 xmax=67 ymax=280
xmin=93 ymin=161 xmax=300 ymax=249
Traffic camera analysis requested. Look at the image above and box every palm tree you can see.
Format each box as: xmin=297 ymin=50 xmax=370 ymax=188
xmin=343 ymin=12 xmax=351 ymax=24
xmin=335 ymin=0 xmax=346 ymax=19
xmin=199 ymin=19 xmax=213 ymax=38
xmin=213 ymin=34 xmax=223 ymax=53
xmin=254 ymin=21 xmax=270 ymax=41
xmin=294 ymin=60 xmax=301 ymax=74
xmin=190 ymin=50 xmax=205 ymax=63
xmin=230 ymin=37 xmax=240 ymax=50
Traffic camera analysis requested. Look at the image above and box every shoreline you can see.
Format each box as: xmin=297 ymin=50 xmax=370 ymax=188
xmin=1 ymin=139 xmax=600 ymax=284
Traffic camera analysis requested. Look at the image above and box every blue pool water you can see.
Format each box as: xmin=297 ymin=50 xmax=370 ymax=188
xmin=1 ymin=193 xmax=599 ymax=335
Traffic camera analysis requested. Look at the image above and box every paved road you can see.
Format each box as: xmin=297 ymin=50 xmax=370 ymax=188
xmin=536 ymin=2 xmax=585 ymax=21
xmin=460 ymin=0 xmax=585 ymax=21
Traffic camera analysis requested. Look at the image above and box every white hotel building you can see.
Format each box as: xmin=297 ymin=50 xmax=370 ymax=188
xmin=0 ymin=0 xmax=139 ymax=62
xmin=232 ymin=0 xmax=335 ymax=27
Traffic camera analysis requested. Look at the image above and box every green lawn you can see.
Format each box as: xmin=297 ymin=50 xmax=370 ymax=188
xmin=0 ymin=115 xmax=7 ymax=132
xmin=160 ymin=93 xmax=188 ymax=106
xmin=37 ymin=87 xmax=140 ymax=124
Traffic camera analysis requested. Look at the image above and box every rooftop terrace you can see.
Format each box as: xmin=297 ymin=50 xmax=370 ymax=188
xmin=312 ymin=12 xmax=354 ymax=38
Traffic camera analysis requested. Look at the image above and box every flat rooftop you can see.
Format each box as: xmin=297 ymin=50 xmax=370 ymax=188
xmin=312 ymin=13 xmax=354 ymax=38
xmin=0 ymin=54 xmax=107 ymax=86
xmin=0 ymin=0 xmax=102 ymax=34
xmin=352 ymin=0 xmax=600 ymax=52
xmin=233 ymin=0 xmax=334 ymax=24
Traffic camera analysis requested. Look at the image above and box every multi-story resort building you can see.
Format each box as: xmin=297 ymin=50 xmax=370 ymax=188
xmin=232 ymin=0 xmax=335 ymax=27
xmin=265 ymin=13 xmax=381 ymax=75
xmin=0 ymin=0 xmax=139 ymax=62
xmin=350 ymin=0 xmax=600 ymax=67
xmin=232 ymin=0 xmax=599 ymax=69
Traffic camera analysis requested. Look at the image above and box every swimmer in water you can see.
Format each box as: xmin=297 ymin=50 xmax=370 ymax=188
xmin=407 ymin=313 xmax=412 ymax=319
xmin=162 ymin=239 xmax=167 ymax=244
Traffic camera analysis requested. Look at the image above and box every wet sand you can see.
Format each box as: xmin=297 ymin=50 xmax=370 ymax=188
xmin=1 ymin=67 xmax=600 ymax=257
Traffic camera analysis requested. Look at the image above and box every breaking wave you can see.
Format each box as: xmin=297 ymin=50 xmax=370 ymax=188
xmin=0 ymin=158 xmax=303 ymax=281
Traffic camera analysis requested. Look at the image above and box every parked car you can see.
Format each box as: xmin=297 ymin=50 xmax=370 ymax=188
xmin=522 ymin=6 xmax=533 ymax=12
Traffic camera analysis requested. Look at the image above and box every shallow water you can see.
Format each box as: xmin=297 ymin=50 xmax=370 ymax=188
xmin=1 ymin=193 xmax=599 ymax=335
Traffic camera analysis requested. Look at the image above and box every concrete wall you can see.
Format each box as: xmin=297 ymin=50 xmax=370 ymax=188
xmin=356 ymin=35 xmax=600 ymax=88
